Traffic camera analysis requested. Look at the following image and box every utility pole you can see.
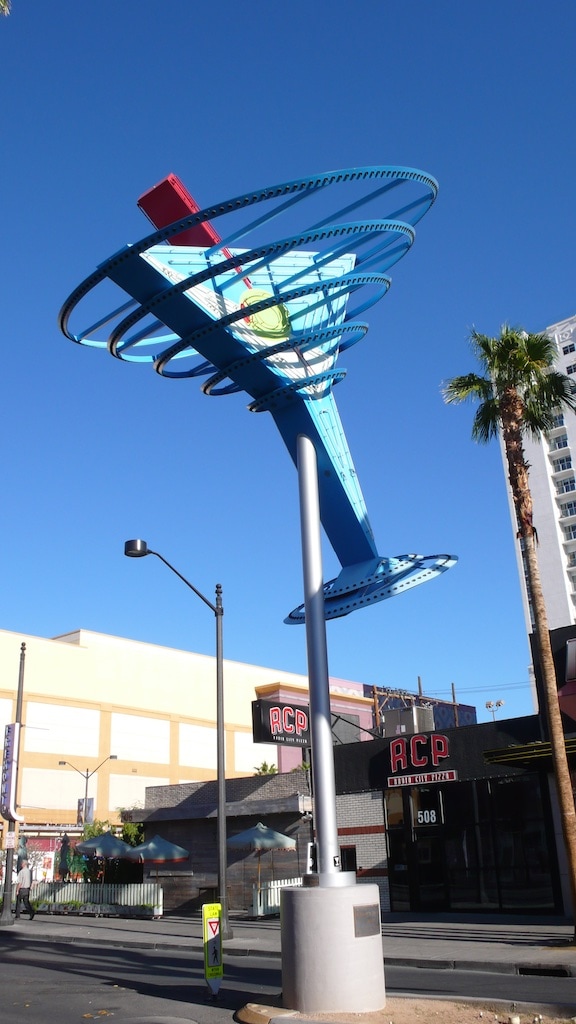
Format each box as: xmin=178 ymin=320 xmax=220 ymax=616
xmin=372 ymin=686 xmax=381 ymax=732
xmin=452 ymin=682 xmax=459 ymax=727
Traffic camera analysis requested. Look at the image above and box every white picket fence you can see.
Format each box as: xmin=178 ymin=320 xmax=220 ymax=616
xmin=252 ymin=877 xmax=303 ymax=917
xmin=31 ymin=881 xmax=162 ymax=916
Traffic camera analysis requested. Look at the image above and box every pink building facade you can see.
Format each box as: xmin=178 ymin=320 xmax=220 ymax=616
xmin=254 ymin=677 xmax=377 ymax=772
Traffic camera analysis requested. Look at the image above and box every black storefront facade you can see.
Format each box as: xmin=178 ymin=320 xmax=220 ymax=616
xmin=333 ymin=714 xmax=570 ymax=915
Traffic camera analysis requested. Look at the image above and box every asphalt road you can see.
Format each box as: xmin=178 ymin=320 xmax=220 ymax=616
xmin=1 ymin=940 xmax=575 ymax=1024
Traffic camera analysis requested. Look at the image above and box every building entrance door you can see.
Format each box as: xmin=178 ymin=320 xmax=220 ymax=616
xmin=387 ymin=825 xmax=448 ymax=911
xmin=385 ymin=785 xmax=449 ymax=911
xmin=412 ymin=832 xmax=447 ymax=910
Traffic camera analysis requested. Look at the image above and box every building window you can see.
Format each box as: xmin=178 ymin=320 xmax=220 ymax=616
xmin=563 ymin=344 xmax=576 ymax=355
xmin=553 ymin=456 xmax=573 ymax=472
xmin=561 ymin=502 xmax=576 ymax=518
xmin=567 ymin=365 xmax=576 ymax=375
xmin=386 ymin=776 xmax=558 ymax=913
xmin=551 ymin=413 xmax=565 ymax=428
xmin=558 ymin=478 xmax=576 ymax=494
xmin=551 ymin=435 xmax=569 ymax=450
xmin=564 ymin=524 xmax=576 ymax=541
xmin=384 ymin=789 xmax=405 ymax=829
xmin=340 ymin=846 xmax=357 ymax=872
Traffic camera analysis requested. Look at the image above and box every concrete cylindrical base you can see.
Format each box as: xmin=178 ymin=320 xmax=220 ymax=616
xmin=281 ymin=883 xmax=386 ymax=1013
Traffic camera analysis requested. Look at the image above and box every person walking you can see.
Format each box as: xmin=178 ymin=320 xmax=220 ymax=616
xmin=15 ymin=859 xmax=34 ymax=920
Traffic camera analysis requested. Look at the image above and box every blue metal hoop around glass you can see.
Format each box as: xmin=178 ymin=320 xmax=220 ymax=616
xmin=59 ymin=165 xmax=456 ymax=622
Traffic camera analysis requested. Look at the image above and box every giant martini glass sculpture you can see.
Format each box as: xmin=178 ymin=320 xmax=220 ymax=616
xmin=60 ymin=166 xmax=456 ymax=1013
xmin=59 ymin=166 xmax=456 ymax=622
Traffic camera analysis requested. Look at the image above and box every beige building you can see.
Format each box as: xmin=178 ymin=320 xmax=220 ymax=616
xmin=0 ymin=626 xmax=374 ymax=838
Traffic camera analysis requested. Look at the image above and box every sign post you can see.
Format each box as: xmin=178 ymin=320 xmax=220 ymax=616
xmin=202 ymin=902 xmax=223 ymax=996
xmin=0 ymin=643 xmax=26 ymax=928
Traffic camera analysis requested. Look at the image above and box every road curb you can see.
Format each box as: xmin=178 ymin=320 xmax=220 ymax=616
xmin=237 ymin=1004 xmax=295 ymax=1024
xmin=4 ymin=926 xmax=574 ymax=979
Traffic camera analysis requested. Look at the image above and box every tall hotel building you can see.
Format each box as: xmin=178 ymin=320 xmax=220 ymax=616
xmin=504 ymin=314 xmax=576 ymax=651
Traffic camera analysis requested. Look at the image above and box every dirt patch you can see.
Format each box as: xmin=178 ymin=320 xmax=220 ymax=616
xmin=296 ymin=1000 xmax=574 ymax=1024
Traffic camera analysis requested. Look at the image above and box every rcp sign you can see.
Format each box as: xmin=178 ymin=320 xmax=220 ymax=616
xmin=387 ymin=733 xmax=457 ymax=787
xmin=252 ymin=699 xmax=310 ymax=746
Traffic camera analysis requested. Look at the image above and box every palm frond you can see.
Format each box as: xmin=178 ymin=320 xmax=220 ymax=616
xmin=449 ymin=324 xmax=575 ymax=443
xmin=0 ymin=0 xmax=11 ymax=16
xmin=442 ymin=373 xmax=492 ymax=405
xmin=523 ymin=372 xmax=576 ymax=436
xmin=472 ymin=397 xmax=500 ymax=443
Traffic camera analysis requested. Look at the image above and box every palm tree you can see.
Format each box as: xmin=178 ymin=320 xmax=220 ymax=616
xmin=444 ymin=324 xmax=576 ymax=930
xmin=0 ymin=1 xmax=11 ymax=16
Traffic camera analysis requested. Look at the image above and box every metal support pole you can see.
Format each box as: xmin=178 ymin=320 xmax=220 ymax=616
xmin=84 ymin=771 xmax=89 ymax=826
xmin=296 ymin=434 xmax=340 ymax=880
xmin=215 ymin=584 xmax=231 ymax=937
xmin=281 ymin=437 xmax=385 ymax=1016
xmin=0 ymin=642 xmax=26 ymax=927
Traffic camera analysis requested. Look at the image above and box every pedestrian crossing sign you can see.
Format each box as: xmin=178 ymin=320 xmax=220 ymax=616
xmin=203 ymin=902 xmax=223 ymax=994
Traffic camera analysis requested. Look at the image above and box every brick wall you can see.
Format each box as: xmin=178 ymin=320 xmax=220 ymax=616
xmin=140 ymin=768 xmax=391 ymax=914
xmin=145 ymin=768 xmax=310 ymax=813
xmin=336 ymin=790 xmax=390 ymax=912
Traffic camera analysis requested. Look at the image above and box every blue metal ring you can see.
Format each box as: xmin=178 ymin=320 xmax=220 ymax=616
xmin=285 ymin=555 xmax=457 ymax=623
xmin=59 ymin=165 xmax=437 ymax=346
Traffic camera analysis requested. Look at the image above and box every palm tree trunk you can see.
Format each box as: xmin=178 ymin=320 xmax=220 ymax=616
xmin=523 ymin=532 xmax=576 ymax=933
xmin=501 ymin=404 xmax=576 ymax=932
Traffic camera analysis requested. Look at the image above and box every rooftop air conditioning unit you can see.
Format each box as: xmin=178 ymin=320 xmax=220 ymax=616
xmin=381 ymin=705 xmax=435 ymax=738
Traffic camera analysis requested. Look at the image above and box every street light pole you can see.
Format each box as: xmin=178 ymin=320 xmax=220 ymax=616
xmin=0 ymin=642 xmax=26 ymax=927
xmin=124 ymin=539 xmax=232 ymax=940
xmin=58 ymin=756 xmax=118 ymax=826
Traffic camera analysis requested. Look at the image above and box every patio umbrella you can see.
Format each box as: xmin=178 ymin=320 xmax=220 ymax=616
xmin=226 ymin=822 xmax=296 ymax=890
xmin=75 ymin=831 xmax=135 ymax=886
xmin=126 ymin=834 xmax=189 ymax=882
xmin=126 ymin=834 xmax=189 ymax=864
xmin=76 ymin=832 xmax=134 ymax=859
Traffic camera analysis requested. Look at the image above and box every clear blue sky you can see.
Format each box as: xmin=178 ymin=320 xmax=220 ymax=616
xmin=1 ymin=2 xmax=574 ymax=723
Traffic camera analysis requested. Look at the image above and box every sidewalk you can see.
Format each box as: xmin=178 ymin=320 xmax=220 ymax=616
xmin=1 ymin=910 xmax=574 ymax=977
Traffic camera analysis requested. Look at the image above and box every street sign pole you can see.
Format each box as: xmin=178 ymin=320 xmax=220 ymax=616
xmin=0 ymin=643 xmax=26 ymax=928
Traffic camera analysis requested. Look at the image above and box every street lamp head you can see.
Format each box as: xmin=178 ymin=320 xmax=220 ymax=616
xmin=124 ymin=539 xmax=149 ymax=558
xmin=109 ymin=755 xmax=118 ymax=760
xmin=58 ymin=760 xmax=67 ymax=766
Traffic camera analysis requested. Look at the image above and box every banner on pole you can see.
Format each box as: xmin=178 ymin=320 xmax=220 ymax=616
xmin=1 ymin=723 xmax=25 ymax=822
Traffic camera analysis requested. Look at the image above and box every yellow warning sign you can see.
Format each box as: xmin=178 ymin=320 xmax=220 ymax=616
xmin=203 ymin=902 xmax=223 ymax=994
